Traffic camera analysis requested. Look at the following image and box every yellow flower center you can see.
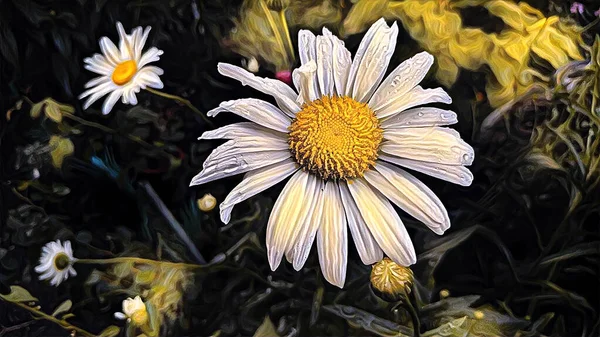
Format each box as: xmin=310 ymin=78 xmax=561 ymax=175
xmin=111 ymin=60 xmax=137 ymax=85
xmin=288 ymin=96 xmax=382 ymax=180
xmin=53 ymin=253 xmax=70 ymax=271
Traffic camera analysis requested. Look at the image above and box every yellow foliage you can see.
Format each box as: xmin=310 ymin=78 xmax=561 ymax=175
xmin=227 ymin=0 xmax=343 ymax=72
xmin=344 ymin=0 xmax=585 ymax=107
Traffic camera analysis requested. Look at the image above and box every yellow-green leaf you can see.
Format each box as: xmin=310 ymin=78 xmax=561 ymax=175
xmin=49 ymin=136 xmax=74 ymax=168
xmin=0 ymin=286 xmax=38 ymax=303
xmin=253 ymin=316 xmax=280 ymax=337
xmin=30 ymin=102 xmax=44 ymax=119
xmin=98 ymin=325 xmax=120 ymax=337
xmin=44 ymin=100 xmax=63 ymax=122
xmin=51 ymin=299 xmax=72 ymax=317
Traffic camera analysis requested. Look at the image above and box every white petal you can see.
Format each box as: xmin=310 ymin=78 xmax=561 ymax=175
xmin=298 ymin=30 xmax=317 ymax=66
xmin=80 ymin=82 xmax=118 ymax=110
xmin=364 ymin=161 xmax=450 ymax=235
xmin=289 ymin=178 xmax=325 ymax=270
xmin=134 ymin=67 xmax=164 ymax=89
xmin=219 ymin=159 xmax=299 ymax=224
xmin=266 ymin=170 xmax=318 ymax=270
xmin=138 ymin=47 xmax=163 ymax=68
xmin=204 ymin=137 xmax=289 ymax=165
xmin=381 ymin=127 xmax=474 ymax=166
xmin=347 ymin=19 xmax=398 ymax=102
xmin=316 ymin=34 xmax=334 ymax=96
xmin=369 ymin=51 xmax=434 ymax=110
xmin=381 ymin=107 xmax=457 ymax=129
xmin=374 ymin=86 xmax=452 ymax=119
xmin=379 ymin=154 xmax=473 ymax=186
xmin=135 ymin=27 xmax=151 ymax=61
xmin=102 ymin=90 xmax=123 ymax=115
xmin=324 ymin=28 xmax=352 ymax=96
xmin=64 ymin=241 xmax=73 ymax=255
xmin=200 ymin=122 xmax=287 ymax=141
xmin=84 ymin=76 xmax=111 ymax=89
xmin=207 ymin=98 xmax=291 ymax=133
xmin=190 ymin=148 xmax=290 ymax=186
xmin=347 ymin=178 xmax=416 ymax=266
xmin=83 ymin=54 xmax=114 ymax=75
xmin=218 ymin=63 xmax=300 ymax=117
xmin=50 ymin=274 xmax=61 ymax=286
xmin=114 ymin=312 xmax=127 ymax=320
xmin=339 ymin=182 xmax=383 ymax=265
xmin=292 ymin=61 xmax=319 ymax=105
xmin=99 ymin=36 xmax=122 ymax=65
xmin=116 ymin=22 xmax=133 ymax=59
xmin=316 ymin=181 xmax=348 ymax=288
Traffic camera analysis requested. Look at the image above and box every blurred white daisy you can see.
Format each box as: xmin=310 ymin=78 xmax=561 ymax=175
xmin=114 ymin=296 xmax=148 ymax=326
xmin=35 ymin=240 xmax=77 ymax=286
xmin=191 ymin=19 xmax=474 ymax=287
xmin=79 ymin=22 xmax=164 ymax=115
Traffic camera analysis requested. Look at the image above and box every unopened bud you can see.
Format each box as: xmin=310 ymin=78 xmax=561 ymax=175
xmin=370 ymin=258 xmax=414 ymax=301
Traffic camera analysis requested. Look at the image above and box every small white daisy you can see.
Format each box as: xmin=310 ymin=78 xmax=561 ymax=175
xmin=35 ymin=240 xmax=77 ymax=286
xmin=79 ymin=22 xmax=164 ymax=115
xmin=191 ymin=19 xmax=474 ymax=288
xmin=114 ymin=296 xmax=148 ymax=326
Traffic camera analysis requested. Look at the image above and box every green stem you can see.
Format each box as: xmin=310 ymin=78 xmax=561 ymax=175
xmin=22 ymin=96 xmax=173 ymax=160
xmin=76 ymin=257 xmax=204 ymax=270
xmin=145 ymin=88 xmax=213 ymax=126
xmin=279 ymin=9 xmax=295 ymax=63
xmin=258 ymin=0 xmax=289 ymax=66
xmin=3 ymin=300 xmax=96 ymax=337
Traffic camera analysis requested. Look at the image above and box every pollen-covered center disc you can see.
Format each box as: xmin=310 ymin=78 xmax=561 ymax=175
xmin=288 ymin=96 xmax=383 ymax=180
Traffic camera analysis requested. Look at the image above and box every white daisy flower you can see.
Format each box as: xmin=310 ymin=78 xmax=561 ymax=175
xmin=79 ymin=22 xmax=164 ymax=115
xmin=35 ymin=240 xmax=77 ymax=286
xmin=114 ymin=296 xmax=148 ymax=326
xmin=191 ymin=19 xmax=474 ymax=288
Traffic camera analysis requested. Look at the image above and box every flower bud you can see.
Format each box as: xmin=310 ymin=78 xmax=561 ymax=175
xmin=370 ymin=258 xmax=414 ymax=301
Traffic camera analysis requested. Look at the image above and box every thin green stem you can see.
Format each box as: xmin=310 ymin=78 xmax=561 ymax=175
xmin=258 ymin=0 xmax=289 ymax=66
xmin=22 ymin=96 xmax=173 ymax=160
xmin=279 ymin=9 xmax=295 ymax=63
xmin=76 ymin=257 xmax=204 ymax=270
xmin=2 ymin=300 xmax=96 ymax=337
xmin=145 ymin=88 xmax=213 ymax=126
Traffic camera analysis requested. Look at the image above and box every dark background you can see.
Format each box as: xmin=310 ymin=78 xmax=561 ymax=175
xmin=1 ymin=0 xmax=599 ymax=336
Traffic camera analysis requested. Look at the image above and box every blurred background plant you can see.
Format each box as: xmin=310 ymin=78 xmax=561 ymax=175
xmin=1 ymin=0 xmax=599 ymax=336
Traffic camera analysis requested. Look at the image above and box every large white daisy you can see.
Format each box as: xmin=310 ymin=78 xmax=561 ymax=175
xmin=191 ymin=19 xmax=474 ymax=288
xmin=79 ymin=22 xmax=164 ymax=115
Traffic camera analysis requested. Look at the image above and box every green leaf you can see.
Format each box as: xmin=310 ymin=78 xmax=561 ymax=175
xmin=51 ymin=300 xmax=72 ymax=317
xmin=253 ymin=316 xmax=279 ymax=337
xmin=422 ymin=317 xmax=468 ymax=337
xmin=0 ymin=286 xmax=38 ymax=303
xmin=98 ymin=325 xmax=120 ymax=337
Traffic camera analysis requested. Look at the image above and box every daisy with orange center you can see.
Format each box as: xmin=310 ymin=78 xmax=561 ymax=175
xmin=191 ymin=19 xmax=474 ymax=287
xmin=79 ymin=22 xmax=164 ymax=115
